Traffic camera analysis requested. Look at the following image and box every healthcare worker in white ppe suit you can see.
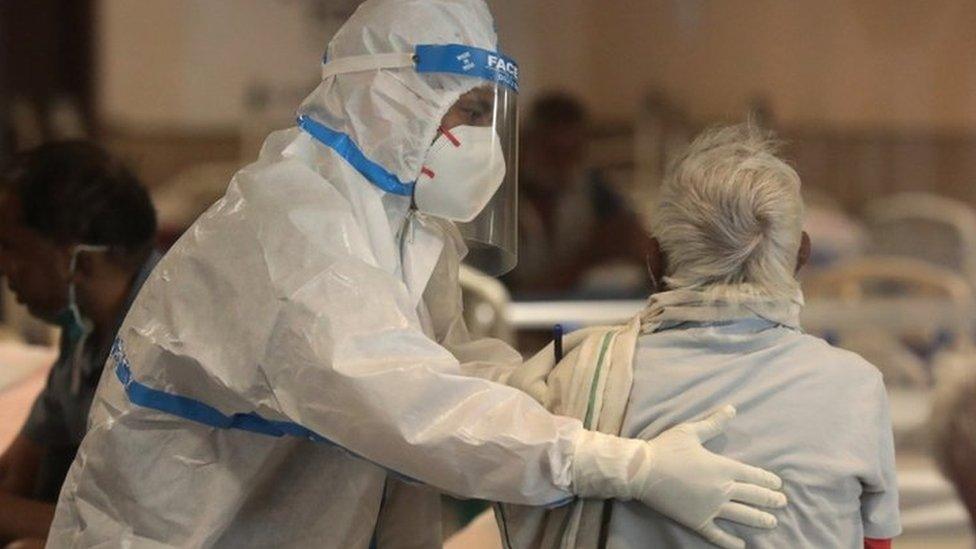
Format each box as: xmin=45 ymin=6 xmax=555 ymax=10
xmin=47 ymin=1 xmax=787 ymax=547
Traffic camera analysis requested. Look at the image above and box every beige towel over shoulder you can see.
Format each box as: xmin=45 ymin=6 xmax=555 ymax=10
xmin=495 ymin=316 xmax=641 ymax=549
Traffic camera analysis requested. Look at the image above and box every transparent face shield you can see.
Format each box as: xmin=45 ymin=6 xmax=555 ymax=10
xmin=423 ymin=81 xmax=517 ymax=276
xmin=412 ymin=45 xmax=519 ymax=276
xmin=311 ymin=44 xmax=519 ymax=276
xmin=459 ymin=83 xmax=517 ymax=276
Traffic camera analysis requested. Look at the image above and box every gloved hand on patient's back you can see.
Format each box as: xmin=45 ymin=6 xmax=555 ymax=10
xmin=572 ymin=405 xmax=787 ymax=549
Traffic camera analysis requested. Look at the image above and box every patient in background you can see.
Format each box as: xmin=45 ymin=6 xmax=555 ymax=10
xmin=0 ymin=142 xmax=158 ymax=547
xmin=930 ymin=365 xmax=976 ymax=531
xmin=503 ymin=92 xmax=651 ymax=298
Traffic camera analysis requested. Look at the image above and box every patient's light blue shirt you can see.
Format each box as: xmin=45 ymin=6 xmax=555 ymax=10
xmin=607 ymin=317 xmax=901 ymax=548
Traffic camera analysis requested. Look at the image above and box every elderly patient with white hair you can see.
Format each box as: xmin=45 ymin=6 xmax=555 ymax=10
xmin=496 ymin=124 xmax=901 ymax=549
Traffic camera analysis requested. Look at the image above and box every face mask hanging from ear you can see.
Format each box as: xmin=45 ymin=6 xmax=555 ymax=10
xmin=413 ymin=125 xmax=507 ymax=223
xmin=56 ymin=244 xmax=109 ymax=394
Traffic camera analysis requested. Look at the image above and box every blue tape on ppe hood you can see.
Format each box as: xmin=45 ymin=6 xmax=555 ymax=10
xmin=415 ymin=44 xmax=519 ymax=92
xmin=297 ymin=115 xmax=415 ymax=196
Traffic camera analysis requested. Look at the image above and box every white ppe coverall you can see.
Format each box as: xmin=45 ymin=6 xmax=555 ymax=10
xmin=48 ymin=2 xmax=579 ymax=546
xmin=47 ymin=1 xmax=783 ymax=547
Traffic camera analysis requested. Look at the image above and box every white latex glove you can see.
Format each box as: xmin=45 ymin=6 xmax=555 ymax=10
xmin=571 ymin=405 xmax=786 ymax=549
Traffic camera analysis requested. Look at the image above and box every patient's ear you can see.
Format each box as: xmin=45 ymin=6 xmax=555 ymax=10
xmin=795 ymin=231 xmax=811 ymax=275
xmin=647 ymin=237 xmax=667 ymax=293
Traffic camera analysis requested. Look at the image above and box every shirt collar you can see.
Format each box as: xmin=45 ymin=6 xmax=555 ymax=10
xmin=639 ymin=288 xmax=803 ymax=334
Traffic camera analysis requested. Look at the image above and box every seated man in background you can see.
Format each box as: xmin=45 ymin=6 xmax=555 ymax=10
xmin=499 ymin=125 xmax=900 ymax=548
xmin=0 ymin=142 xmax=158 ymax=546
xmin=931 ymin=364 xmax=976 ymax=532
xmin=504 ymin=92 xmax=652 ymax=298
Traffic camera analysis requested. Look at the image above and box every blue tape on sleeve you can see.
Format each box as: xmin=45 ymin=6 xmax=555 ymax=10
xmin=110 ymin=338 xmax=574 ymax=507
xmin=415 ymin=44 xmax=519 ymax=92
xmin=112 ymin=339 xmax=332 ymax=444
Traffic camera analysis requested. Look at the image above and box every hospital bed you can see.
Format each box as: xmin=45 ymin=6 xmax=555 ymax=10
xmin=507 ymin=296 xmax=972 ymax=335
xmin=866 ymin=192 xmax=976 ymax=290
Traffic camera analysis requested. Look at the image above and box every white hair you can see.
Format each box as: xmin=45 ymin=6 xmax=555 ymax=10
xmin=650 ymin=124 xmax=804 ymax=301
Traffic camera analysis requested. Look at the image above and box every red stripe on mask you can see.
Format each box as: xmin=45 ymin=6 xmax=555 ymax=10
xmin=439 ymin=126 xmax=461 ymax=147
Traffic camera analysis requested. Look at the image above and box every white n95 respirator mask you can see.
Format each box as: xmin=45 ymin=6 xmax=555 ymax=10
xmin=414 ymin=125 xmax=506 ymax=223
xmin=307 ymin=43 xmax=521 ymax=275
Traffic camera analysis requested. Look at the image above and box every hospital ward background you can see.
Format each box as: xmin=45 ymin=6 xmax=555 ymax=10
xmin=1 ymin=1 xmax=975 ymax=547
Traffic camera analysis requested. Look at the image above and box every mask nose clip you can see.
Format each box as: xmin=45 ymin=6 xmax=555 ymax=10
xmin=438 ymin=126 xmax=461 ymax=147
xmin=419 ymin=127 xmax=462 ymax=181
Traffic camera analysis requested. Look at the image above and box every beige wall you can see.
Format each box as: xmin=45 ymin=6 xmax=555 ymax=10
xmin=555 ymin=0 xmax=976 ymax=131
xmin=492 ymin=0 xmax=592 ymax=105
xmin=96 ymin=0 xmax=340 ymax=132
xmin=96 ymin=0 xmax=588 ymax=131
xmin=96 ymin=0 xmax=976 ymax=132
